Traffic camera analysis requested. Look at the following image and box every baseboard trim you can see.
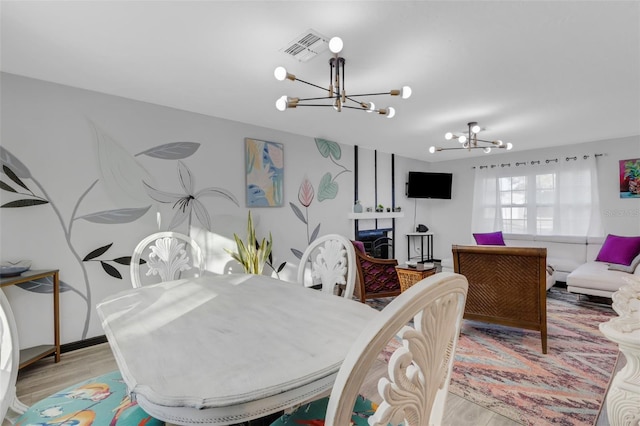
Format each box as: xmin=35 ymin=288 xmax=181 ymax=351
xmin=60 ymin=335 xmax=107 ymax=353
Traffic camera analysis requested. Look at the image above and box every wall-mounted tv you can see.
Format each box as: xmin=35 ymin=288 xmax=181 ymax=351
xmin=406 ymin=171 xmax=453 ymax=199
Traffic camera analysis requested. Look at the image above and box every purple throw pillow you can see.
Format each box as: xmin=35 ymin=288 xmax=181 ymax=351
xmin=596 ymin=234 xmax=640 ymax=266
xmin=473 ymin=231 xmax=506 ymax=246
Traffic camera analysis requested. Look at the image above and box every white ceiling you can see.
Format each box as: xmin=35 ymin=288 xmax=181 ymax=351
xmin=1 ymin=1 xmax=639 ymax=162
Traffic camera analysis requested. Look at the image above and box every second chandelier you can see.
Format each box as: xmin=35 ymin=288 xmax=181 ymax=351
xmin=429 ymin=122 xmax=513 ymax=154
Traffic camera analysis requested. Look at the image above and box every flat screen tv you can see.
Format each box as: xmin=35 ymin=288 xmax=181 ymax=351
xmin=406 ymin=171 xmax=453 ymax=199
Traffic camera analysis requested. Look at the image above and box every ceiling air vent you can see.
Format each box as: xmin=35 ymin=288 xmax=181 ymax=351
xmin=280 ymin=29 xmax=329 ymax=62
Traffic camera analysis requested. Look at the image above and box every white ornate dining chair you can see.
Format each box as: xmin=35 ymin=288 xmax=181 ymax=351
xmin=271 ymin=272 xmax=468 ymax=426
xmin=130 ymin=231 xmax=204 ymax=288
xmin=297 ymin=234 xmax=357 ymax=298
xmin=0 ymin=290 xmax=164 ymax=425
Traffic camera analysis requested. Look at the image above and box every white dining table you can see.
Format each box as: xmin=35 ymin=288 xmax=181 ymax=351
xmin=96 ymin=273 xmax=379 ymax=426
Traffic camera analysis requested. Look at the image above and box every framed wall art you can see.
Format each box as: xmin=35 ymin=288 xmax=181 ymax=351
xmin=619 ymin=158 xmax=640 ymax=198
xmin=245 ymin=138 xmax=284 ymax=207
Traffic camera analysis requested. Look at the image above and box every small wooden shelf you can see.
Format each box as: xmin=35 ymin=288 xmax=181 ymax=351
xmin=20 ymin=344 xmax=57 ymax=369
xmin=1 ymin=269 xmax=61 ymax=369
xmin=348 ymin=212 xmax=404 ymax=220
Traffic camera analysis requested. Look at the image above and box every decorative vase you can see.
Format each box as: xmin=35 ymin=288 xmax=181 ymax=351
xmin=354 ymin=201 xmax=363 ymax=213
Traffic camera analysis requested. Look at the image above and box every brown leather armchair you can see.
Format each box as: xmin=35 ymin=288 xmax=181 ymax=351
xmin=351 ymin=241 xmax=402 ymax=303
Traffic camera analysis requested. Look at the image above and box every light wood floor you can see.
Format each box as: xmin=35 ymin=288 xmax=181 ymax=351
xmin=6 ymin=343 xmax=519 ymax=426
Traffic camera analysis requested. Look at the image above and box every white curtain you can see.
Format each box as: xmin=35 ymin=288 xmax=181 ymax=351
xmin=471 ymin=155 xmax=603 ymax=237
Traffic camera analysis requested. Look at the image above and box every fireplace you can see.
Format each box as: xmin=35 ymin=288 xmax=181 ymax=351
xmin=356 ymin=228 xmax=393 ymax=259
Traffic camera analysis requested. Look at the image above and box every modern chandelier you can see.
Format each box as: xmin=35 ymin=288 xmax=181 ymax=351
xmin=429 ymin=122 xmax=513 ymax=154
xmin=274 ymin=37 xmax=412 ymax=118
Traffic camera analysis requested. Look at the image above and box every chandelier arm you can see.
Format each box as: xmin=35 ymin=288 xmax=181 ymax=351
xmin=437 ymin=146 xmax=493 ymax=151
xmin=289 ymin=104 xmax=336 ymax=107
xmin=345 ymin=92 xmax=394 ymax=98
xmin=297 ymin=96 xmax=338 ymax=102
xmin=294 ymin=78 xmax=334 ymax=93
xmin=342 ymin=105 xmax=371 ymax=110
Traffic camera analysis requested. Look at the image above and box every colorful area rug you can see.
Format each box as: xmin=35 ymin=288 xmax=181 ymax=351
xmin=371 ymin=288 xmax=618 ymax=426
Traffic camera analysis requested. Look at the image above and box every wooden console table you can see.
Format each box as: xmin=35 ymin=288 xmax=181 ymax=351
xmin=0 ymin=269 xmax=60 ymax=368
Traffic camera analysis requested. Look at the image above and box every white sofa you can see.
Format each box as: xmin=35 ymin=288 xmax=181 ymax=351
xmin=442 ymin=234 xmax=638 ymax=298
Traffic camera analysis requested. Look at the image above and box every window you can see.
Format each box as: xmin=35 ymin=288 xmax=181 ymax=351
xmin=497 ymin=173 xmax=556 ymax=234
xmin=472 ymin=157 xmax=602 ymax=237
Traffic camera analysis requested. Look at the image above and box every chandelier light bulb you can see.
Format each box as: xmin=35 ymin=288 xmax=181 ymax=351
xmin=483 ymin=147 xmax=492 ymax=154
xmin=506 ymin=142 xmax=513 ymax=150
xmin=275 ymin=96 xmax=288 ymax=111
xmin=458 ymin=135 xmax=467 ymax=144
xmin=429 ymin=146 xmax=436 ymax=154
xmin=495 ymin=139 xmax=504 ymax=146
xmin=386 ymin=107 xmax=396 ymax=118
xmin=329 ymin=37 xmax=343 ymax=54
xmin=274 ymin=67 xmax=288 ymax=81
xmin=401 ymin=86 xmax=412 ymax=99
xmin=471 ymin=124 xmax=481 ymax=134
xmin=445 ymin=132 xmax=454 ymax=140
xmin=367 ymin=102 xmax=376 ymax=113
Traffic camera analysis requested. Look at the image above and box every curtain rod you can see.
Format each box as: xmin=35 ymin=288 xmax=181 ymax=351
xmin=472 ymin=153 xmax=605 ymax=169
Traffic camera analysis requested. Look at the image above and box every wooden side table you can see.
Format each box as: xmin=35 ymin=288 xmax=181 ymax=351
xmin=1 ymin=269 xmax=60 ymax=368
xmin=395 ymin=265 xmax=437 ymax=292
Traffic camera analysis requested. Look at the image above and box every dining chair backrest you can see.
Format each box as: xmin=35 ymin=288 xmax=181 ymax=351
xmin=0 ymin=290 xmax=21 ymax=422
xmin=327 ymin=272 xmax=467 ymax=425
xmin=130 ymin=231 xmax=205 ymax=288
xmin=1 ymin=289 xmax=165 ymax=425
xmin=297 ymin=234 xmax=357 ymax=298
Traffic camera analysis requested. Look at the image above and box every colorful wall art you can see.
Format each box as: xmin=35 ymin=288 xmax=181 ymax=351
xmin=620 ymin=158 xmax=640 ymax=198
xmin=245 ymin=138 xmax=284 ymax=207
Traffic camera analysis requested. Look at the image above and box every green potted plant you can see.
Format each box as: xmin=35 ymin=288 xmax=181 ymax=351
xmin=376 ymin=204 xmax=384 ymax=212
xmin=226 ymin=211 xmax=273 ymax=275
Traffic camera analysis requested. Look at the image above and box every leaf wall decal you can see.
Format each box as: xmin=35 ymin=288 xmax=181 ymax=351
xmin=92 ymin=123 xmax=155 ymax=208
xmin=0 ymin=147 xmax=31 ymax=179
xmin=310 ymin=223 xmax=321 ymax=243
xmin=113 ymin=256 xmax=133 ymax=265
xmin=289 ymin=202 xmax=307 ymax=224
xmin=137 ymin=142 xmax=201 ymax=159
xmin=101 ymin=262 xmax=122 ymax=279
xmin=314 ymin=138 xmax=342 ymax=160
xmin=2 ymin=165 xmax=29 ymax=191
xmin=0 ymin=181 xmax=17 ymax=192
xmin=291 ymin=248 xmax=303 ymax=259
xmin=83 ymin=243 xmax=113 ymax=261
xmin=77 ymin=206 xmax=151 ymax=224
xmin=317 ymin=173 xmax=338 ymax=201
xmin=2 ymin=199 xmax=49 ymax=208
xmin=16 ymin=277 xmax=73 ymax=293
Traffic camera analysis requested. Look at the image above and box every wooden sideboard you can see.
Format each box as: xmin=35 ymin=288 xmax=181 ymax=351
xmin=0 ymin=269 xmax=60 ymax=368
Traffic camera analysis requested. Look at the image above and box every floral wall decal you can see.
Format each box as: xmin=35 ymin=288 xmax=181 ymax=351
xmin=0 ymin=122 xmax=238 ymax=340
xmin=144 ymin=160 xmax=239 ymax=231
xmin=245 ymin=138 xmax=284 ymax=207
xmin=289 ymin=176 xmax=321 ymax=259
xmin=288 ymin=138 xmax=352 ymax=258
